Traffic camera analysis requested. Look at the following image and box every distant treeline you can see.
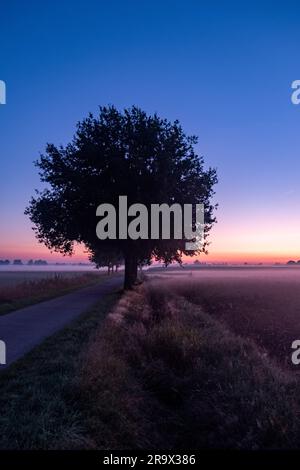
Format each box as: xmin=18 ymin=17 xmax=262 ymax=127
xmin=0 ymin=259 xmax=48 ymax=266
xmin=0 ymin=259 xmax=92 ymax=266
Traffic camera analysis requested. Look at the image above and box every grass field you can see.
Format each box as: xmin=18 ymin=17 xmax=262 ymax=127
xmin=0 ymin=270 xmax=96 ymax=288
xmin=2 ymin=267 xmax=300 ymax=449
xmin=0 ymin=270 xmax=111 ymax=315
xmin=149 ymin=267 xmax=300 ymax=368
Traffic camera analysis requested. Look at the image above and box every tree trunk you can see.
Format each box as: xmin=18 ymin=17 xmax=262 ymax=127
xmin=124 ymin=255 xmax=138 ymax=290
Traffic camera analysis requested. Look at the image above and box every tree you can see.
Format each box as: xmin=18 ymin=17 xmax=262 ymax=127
xmin=25 ymin=106 xmax=217 ymax=289
xmin=90 ymin=248 xmax=123 ymax=275
xmin=0 ymin=260 xmax=10 ymax=265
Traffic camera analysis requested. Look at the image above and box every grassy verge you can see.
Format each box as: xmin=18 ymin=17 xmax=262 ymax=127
xmin=78 ymin=282 xmax=300 ymax=450
xmin=0 ymin=291 xmax=120 ymax=449
xmin=1 ymin=280 xmax=300 ymax=450
xmin=0 ymin=272 xmax=118 ymax=316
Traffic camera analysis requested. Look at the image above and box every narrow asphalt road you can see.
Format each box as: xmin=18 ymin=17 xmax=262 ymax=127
xmin=0 ymin=276 xmax=123 ymax=369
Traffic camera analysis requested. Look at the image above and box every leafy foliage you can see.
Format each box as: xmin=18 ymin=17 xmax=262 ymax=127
xmin=26 ymin=106 xmax=217 ymax=287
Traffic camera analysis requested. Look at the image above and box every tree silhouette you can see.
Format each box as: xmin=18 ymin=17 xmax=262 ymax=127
xmin=25 ymin=106 xmax=217 ymax=289
xmin=90 ymin=248 xmax=123 ymax=275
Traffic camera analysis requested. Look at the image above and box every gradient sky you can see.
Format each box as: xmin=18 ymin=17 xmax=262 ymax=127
xmin=1 ymin=0 xmax=300 ymax=263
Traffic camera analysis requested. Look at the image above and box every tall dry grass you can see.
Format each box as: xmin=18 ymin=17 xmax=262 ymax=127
xmin=153 ymin=275 xmax=300 ymax=367
xmin=77 ymin=281 xmax=300 ymax=449
xmin=0 ymin=272 xmax=103 ymax=314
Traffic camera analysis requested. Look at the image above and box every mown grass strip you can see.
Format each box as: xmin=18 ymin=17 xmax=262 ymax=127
xmin=0 ymin=291 xmax=120 ymax=449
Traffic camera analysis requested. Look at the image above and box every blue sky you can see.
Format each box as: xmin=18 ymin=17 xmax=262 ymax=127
xmin=1 ymin=0 xmax=300 ymax=261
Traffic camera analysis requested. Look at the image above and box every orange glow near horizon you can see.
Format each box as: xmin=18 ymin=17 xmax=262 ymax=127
xmin=1 ymin=212 xmax=300 ymax=265
xmin=0 ymin=240 xmax=90 ymax=263
xmin=1 ymin=242 xmax=300 ymax=265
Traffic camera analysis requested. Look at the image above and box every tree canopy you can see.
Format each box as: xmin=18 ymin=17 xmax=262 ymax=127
xmin=26 ymin=106 xmax=217 ymax=289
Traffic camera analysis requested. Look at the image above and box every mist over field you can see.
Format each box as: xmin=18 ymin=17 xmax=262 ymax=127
xmin=148 ymin=266 xmax=300 ymax=368
xmin=3 ymin=265 xmax=300 ymax=367
xmin=2 ymin=265 xmax=300 ymax=451
xmin=0 ymin=267 xmax=97 ymax=288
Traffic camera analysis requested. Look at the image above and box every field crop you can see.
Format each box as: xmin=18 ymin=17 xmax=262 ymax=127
xmin=0 ymin=271 xmax=107 ymax=315
xmin=148 ymin=267 xmax=300 ymax=367
xmin=2 ymin=267 xmax=300 ymax=449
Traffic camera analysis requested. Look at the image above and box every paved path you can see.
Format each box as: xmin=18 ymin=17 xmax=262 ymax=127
xmin=0 ymin=276 xmax=123 ymax=368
